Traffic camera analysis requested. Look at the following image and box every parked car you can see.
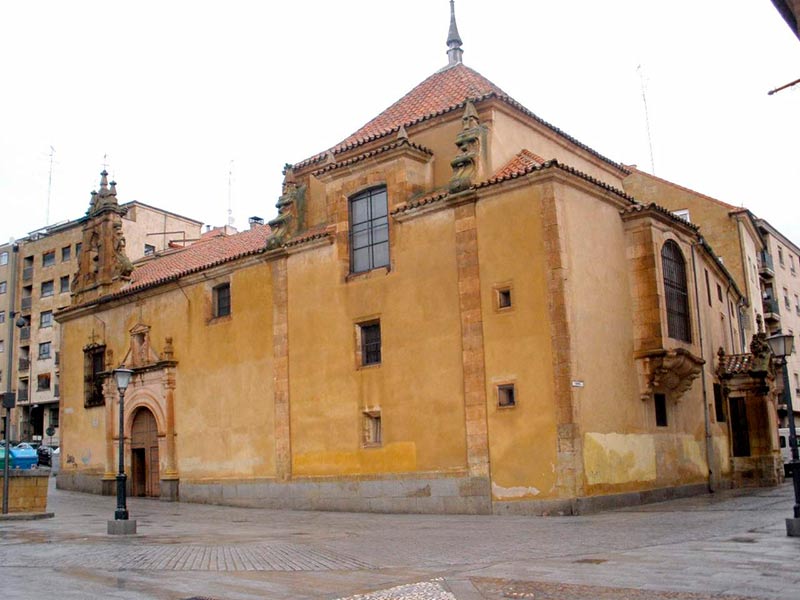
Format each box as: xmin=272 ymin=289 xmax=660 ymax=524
xmin=779 ymin=428 xmax=796 ymax=477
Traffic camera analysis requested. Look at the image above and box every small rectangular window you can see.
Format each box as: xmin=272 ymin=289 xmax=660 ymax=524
xmin=37 ymin=373 xmax=51 ymax=391
xmin=654 ymin=393 xmax=668 ymax=427
xmin=61 ymin=246 xmax=71 ymax=262
xmin=50 ymin=406 xmax=59 ymax=428
xmin=716 ymin=283 xmax=723 ymax=302
xmin=498 ymin=384 xmax=516 ymax=408
xmin=42 ymin=251 xmax=56 ymax=267
xmin=359 ymin=321 xmax=381 ymax=366
xmin=0 ymin=311 xmax=4 ymax=324
xmin=144 ymin=244 xmax=156 ymax=256
xmin=84 ymin=344 xmax=106 ymax=407
xmin=497 ymin=287 xmax=512 ymax=310
xmin=60 ymin=276 xmax=70 ymax=293
xmin=704 ymin=269 xmax=712 ymax=307
xmin=40 ymin=311 xmax=53 ymax=328
xmin=0 ymin=251 xmax=7 ymax=265
xmin=0 ymin=340 xmax=4 ymax=353
xmin=713 ymin=383 xmax=725 ymax=422
xmin=213 ymin=283 xmax=231 ymax=318
xmin=362 ymin=410 xmax=382 ymax=446
xmin=778 ymin=246 xmax=784 ymax=266
xmin=75 ymin=242 xmax=82 ymax=258
xmin=41 ymin=280 xmax=54 ymax=297
xmin=38 ymin=341 xmax=52 ymax=359
xmin=0 ymin=281 xmax=6 ymax=294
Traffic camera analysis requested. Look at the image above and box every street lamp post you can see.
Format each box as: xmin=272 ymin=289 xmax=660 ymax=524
xmin=766 ymin=333 xmax=799 ymax=536
xmin=107 ymin=366 xmax=136 ymax=535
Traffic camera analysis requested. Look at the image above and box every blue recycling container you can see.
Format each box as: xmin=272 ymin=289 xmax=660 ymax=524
xmin=9 ymin=444 xmax=38 ymax=470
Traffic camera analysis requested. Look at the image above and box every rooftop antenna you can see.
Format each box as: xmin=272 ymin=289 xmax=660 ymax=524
xmin=46 ymin=146 xmax=56 ymax=225
xmin=637 ymin=65 xmax=656 ymax=174
xmin=227 ymin=160 xmax=235 ymax=228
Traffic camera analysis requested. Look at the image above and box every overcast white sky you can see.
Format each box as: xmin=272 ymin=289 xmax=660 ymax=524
xmin=1 ymin=1 xmax=799 ymax=245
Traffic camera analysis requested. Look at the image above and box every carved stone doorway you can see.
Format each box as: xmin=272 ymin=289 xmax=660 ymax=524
xmin=131 ymin=408 xmax=160 ymax=497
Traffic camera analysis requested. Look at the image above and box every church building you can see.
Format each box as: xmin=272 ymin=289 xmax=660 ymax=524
xmin=55 ymin=4 xmax=785 ymax=513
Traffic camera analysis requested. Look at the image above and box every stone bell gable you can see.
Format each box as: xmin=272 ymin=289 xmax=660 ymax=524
xmin=71 ymin=171 xmax=134 ymax=304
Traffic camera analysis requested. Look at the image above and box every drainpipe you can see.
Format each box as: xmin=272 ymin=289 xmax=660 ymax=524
xmin=691 ymin=242 xmax=715 ymax=493
xmin=3 ymin=244 xmax=19 ymax=513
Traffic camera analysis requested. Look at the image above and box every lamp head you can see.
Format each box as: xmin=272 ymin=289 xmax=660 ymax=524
xmin=112 ymin=367 xmax=134 ymax=393
xmin=766 ymin=333 xmax=795 ymax=360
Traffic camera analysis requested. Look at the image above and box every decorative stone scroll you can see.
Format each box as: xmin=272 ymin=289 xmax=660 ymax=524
xmin=636 ymin=348 xmax=704 ymax=401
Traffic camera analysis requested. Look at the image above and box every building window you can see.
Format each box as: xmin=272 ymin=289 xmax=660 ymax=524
xmin=61 ymin=246 xmax=71 ymax=262
xmin=75 ymin=242 xmax=82 ymax=257
xmin=50 ymin=406 xmax=59 ymax=428
xmin=40 ymin=311 xmax=53 ymax=328
xmin=654 ymin=393 xmax=668 ymax=427
xmin=358 ymin=321 xmax=381 ymax=366
xmin=144 ymin=244 xmax=156 ymax=256
xmin=795 ymin=295 xmax=799 ymax=316
xmin=41 ymin=280 xmax=54 ymax=298
xmin=673 ymin=209 xmax=690 ymax=223
xmin=496 ymin=286 xmax=513 ymax=310
xmin=0 ymin=340 xmax=4 ymax=353
xmin=42 ymin=251 xmax=56 ymax=267
xmin=497 ymin=383 xmax=516 ymax=408
xmin=349 ymin=186 xmax=389 ymax=274
xmin=0 ymin=311 xmax=4 ymax=324
xmin=704 ymin=269 xmax=712 ymax=307
xmin=60 ymin=275 xmax=70 ymax=293
xmin=778 ymin=246 xmax=784 ymax=266
xmin=0 ymin=281 xmax=6 ymax=294
xmin=38 ymin=341 xmax=51 ymax=359
xmin=84 ymin=344 xmax=106 ymax=407
xmin=362 ymin=409 xmax=382 ymax=446
xmin=713 ymin=383 xmax=726 ymax=422
xmin=212 ymin=283 xmax=231 ymax=318
xmin=0 ymin=251 xmax=7 ymax=265
xmin=716 ymin=283 xmax=723 ymax=302
xmin=37 ymin=373 xmax=51 ymax=391
xmin=784 ymin=288 xmax=790 ymax=310
xmin=661 ymin=241 xmax=691 ymax=343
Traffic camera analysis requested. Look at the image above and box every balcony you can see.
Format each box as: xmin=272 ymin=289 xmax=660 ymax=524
xmin=18 ymin=357 xmax=29 ymax=371
xmin=22 ymin=266 xmax=33 ymax=282
xmin=19 ymin=326 xmax=30 ymax=340
xmin=20 ymin=296 xmax=32 ymax=312
xmin=763 ymin=298 xmax=781 ymax=322
xmin=758 ymin=251 xmax=775 ymax=278
xmin=17 ymin=389 xmax=28 ymax=403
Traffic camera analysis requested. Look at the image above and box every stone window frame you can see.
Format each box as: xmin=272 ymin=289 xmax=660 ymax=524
xmin=493 ymin=281 xmax=514 ymax=313
xmin=362 ymin=407 xmax=382 ymax=448
xmin=496 ymin=381 xmax=517 ymax=409
xmin=212 ymin=282 xmax=232 ymax=319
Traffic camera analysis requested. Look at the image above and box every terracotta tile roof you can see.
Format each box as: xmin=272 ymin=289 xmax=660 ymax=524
xmin=295 ymin=64 xmax=629 ymax=174
xmin=392 ymin=159 xmax=635 ymax=217
xmin=717 ymin=353 xmax=754 ymax=376
xmin=620 ymin=202 xmax=700 ymax=231
xmin=312 ymin=138 xmax=433 ymax=177
xmin=125 ymin=225 xmax=271 ymax=292
xmin=493 ymin=149 xmax=546 ymax=179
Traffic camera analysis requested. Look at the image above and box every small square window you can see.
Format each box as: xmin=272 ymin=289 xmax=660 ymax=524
xmin=213 ymin=283 xmax=231 ymax=318
xmin=144 ymin=244 xmax=156 ymax=256
xmin=362 ymin=409 xmax=382 ymax=446
xmin=498 ymin=383 xmax=516 ymax=408
xmin=38 ymin=341 xmax=51 ymax=359
xmin=60 ymin=276 xmax=70 ymax=293
xmin=37 ymin=373 xmax=51 ymax=391
xmin=40 ymin=311 xmax=53 ymax=328
xmin=41 ymin=280 xmax=54 ymax=297
xmin=42 ymin=251 xmax=56 ymax=267
xmin=358 ymin=321 xmax=381 ymax=366
xmin=654 ymin=393 xmax=668 ymax=427
xmin=498 ymin=288 xmax=512 ymax=309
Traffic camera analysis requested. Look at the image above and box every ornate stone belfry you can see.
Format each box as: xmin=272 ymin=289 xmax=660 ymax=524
xmin=71 ymin=171 xmax=134 ymax=304
xmin=449 ymin=100 xmax=485 ymax=194
xmin=266 ymin=164 xmax=306 ymax=249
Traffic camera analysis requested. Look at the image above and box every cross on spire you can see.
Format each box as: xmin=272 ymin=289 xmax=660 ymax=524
xmin=446 ymin=0 xmax=463 ymax=66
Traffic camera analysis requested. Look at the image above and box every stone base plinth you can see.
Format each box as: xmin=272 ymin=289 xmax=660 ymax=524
xmin=0 ymin=470 xmax=50 ymax=513
xmin=787 ymin=517 xmax=800 ymax=537
xmin=107 ymin=519 xmax=137 ymax=535
xmin=160 ymin=478 xmax=179 ymax=502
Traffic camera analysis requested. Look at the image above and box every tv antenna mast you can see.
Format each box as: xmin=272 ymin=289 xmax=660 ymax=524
xmin=46 ymin=146 xmax=56 ymax=225
xmin=637 ymin=64 xmax=656 ymax=174
xmin=227 ymin=160 xmax=235 ymax=228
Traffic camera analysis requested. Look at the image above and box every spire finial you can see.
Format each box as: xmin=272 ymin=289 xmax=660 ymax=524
xmin=446 ymin=0 xmax=463 ymax=66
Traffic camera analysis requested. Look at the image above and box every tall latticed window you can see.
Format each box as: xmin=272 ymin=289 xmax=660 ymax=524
xmin=84 ymin=344 xmax=106 ymax=407
xmin=661 ymin=240 xmax=691 ymax=343
xmin=350 ymin=187 xmax=389 ymax=273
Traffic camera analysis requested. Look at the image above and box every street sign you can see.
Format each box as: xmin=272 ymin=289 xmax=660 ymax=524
xmin=1 ymin=392 xmax=15 ymax=409
xmin=46 ymin=426 xmax=56 ymax=437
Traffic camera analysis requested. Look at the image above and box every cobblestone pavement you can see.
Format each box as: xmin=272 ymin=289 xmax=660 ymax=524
xmin=1 ymin=478 xmax=799 ymax=599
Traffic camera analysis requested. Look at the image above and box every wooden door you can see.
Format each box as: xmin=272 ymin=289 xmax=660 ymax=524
xmin=131 ymin=408 xmax=160 ymax=497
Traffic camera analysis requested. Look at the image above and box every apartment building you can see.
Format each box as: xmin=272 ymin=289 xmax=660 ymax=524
xmin=758 ymin=219 xmax=800 ymax=427
xmin=6 ymin=187 xmax=202 ymax=445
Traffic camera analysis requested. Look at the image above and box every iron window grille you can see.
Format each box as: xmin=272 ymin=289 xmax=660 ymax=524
xmin=84 ymin=344 xmax=106 ymax=407
xmin=213 ymin=283 xmax=231 ymax=318
xmin=360 ymin=322 xmax=382 ymax=366
xmin=349 ymin=187 xmax=389 ymax=274
xmin=661 ymin=241 xmax=692 ymax=343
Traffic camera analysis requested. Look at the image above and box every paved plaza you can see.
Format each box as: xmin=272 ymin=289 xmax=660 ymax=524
xmin=1 ymin=478 xmax=799 ymax=599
